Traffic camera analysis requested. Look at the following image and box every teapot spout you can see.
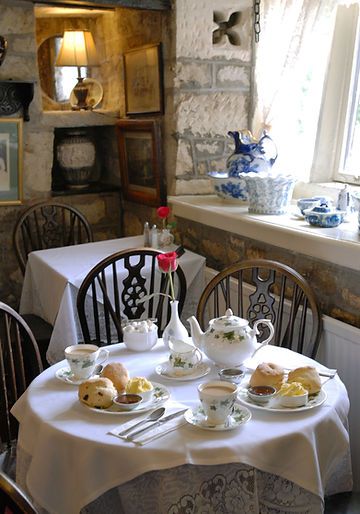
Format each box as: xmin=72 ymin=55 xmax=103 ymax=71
xmin=187 ymin=316 xmax=204 ymax=349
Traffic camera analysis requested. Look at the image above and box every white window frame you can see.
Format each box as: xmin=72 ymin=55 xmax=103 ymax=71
xmin=311 ymin=3 xmax=360 ymax=185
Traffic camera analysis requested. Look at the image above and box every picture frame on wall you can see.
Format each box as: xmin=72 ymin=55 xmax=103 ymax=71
xmin=123 ymin=43 xmax=164 ymax=116
xmin=117 ymin=119 xmax=166 ymax=206
xmin=0 ymin=118 xmax=22 ymax=205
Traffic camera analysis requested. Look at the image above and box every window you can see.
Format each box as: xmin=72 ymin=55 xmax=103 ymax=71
xmin=311 ymin=3 xmax=360 ymax=186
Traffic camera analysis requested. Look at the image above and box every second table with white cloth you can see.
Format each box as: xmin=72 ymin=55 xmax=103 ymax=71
xmin=12 ymin=343 xmax=352 ymax=514
xmin=19 ymin=235 xmax=206 ymax=364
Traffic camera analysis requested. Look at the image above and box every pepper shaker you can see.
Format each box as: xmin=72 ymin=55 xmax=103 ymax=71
xmin=143 ymin=222 xmax=150 ymax=247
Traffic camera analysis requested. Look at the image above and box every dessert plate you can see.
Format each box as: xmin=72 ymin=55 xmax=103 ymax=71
xmin=82 ymin=382 xmax=170 ymax=415
xmin=184 ymin=403 xmax=251 ymax=431
xmin=237 ymin=387 xmax=327 ymax=413
xmin=56 ymin=366 xmax=99 ymax=385
xmin=155 ymin=362 xmax=211 ymax=381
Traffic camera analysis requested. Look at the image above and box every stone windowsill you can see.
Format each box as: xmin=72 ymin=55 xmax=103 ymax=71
xmin=169 ymin=195 xmax=360 ymax=272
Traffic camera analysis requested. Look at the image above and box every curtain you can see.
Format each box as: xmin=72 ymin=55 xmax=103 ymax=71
xmin=251 ymin=0 xmax=344 ymax=181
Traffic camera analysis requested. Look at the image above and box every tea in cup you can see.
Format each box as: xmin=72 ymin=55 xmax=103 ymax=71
xmin=198 ymin=380 xmax=238 ymax=425
xmin=168 ymin=339 xmax=202 ymax=376
xmin=64 ymin=344 xmax=109 ymax=380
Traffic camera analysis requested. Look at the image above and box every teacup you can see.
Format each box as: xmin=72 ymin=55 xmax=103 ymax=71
xmin=198 ymin=380 xmax=238 ymax=425
xmin=168 ymin=339 xmax=202 ymax=376
xmin=64 ymin=344 xmax=109 ymax=380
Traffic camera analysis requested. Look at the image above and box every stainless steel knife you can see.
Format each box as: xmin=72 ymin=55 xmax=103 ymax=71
xmin=126 ymin=409 xmax=187 ymax=440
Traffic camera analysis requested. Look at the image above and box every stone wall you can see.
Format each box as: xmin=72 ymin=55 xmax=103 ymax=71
xmin=0 ymin=0 xmax=166 ymax=308
xmin=171 ymin=0 xmax=253 ymax=195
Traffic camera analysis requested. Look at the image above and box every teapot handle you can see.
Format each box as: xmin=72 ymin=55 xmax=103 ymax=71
xmin=251 ymin=319 xmax=275 ymax=357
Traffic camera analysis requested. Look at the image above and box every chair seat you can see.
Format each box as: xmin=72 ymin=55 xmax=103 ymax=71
xmin=325 ymin=492 xmax=360 ymax=513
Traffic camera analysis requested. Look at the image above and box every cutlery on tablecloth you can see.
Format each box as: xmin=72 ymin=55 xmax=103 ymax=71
xmin=126 ymin=409 xmax=187 ymax=441
xmin=117 ymin=407 xmax=166 ymax=437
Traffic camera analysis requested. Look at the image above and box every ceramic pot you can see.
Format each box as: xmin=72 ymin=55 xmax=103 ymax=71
xmin=56 ymin=128 xmax=95 ymax=188
xmin=242 ymin=172 xmax=296 ymax=215
xmin=162 ymin=300 xmax=189 ymax=348
xmin=226 ymin=130 xmax=277 ymax=177
xmin=208 ymin=171 xmax=248 ymax=202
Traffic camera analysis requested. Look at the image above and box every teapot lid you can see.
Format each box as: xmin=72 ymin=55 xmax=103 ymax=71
xmin=210 ymin=308 xmax=249 ymax=329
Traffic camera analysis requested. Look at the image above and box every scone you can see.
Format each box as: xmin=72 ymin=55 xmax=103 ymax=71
xmin=78 ymin=377 xmax=117 ymax=409
xmin=287 ymin=366 xmax=321 ymax=394
xmin=101 ymin=362 xmax=129 ymax=393
xmin=249 ymin=362 xmax=285 ymax=390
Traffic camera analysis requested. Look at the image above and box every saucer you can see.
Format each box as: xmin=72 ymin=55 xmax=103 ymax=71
xmin=184 ymin=403 xmax=251 ymax=431
xmin=155 ymin=362 xmax=211 ymax=381
xmin=56 ymin=367 xmax=98 ymax=385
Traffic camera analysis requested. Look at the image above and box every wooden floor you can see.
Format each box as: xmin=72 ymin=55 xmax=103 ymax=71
xmin=324 ymin=492 xmax=360 ymax=513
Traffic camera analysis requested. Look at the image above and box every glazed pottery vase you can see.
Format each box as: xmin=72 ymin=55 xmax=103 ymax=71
xmin=226 ymin=130 xmax=277 ymax=177
xmin=162 ymin=300 xmax=188 ymax=348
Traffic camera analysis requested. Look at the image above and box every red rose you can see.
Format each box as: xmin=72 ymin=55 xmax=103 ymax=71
xmin=157 ymin=206 xmax=170 ymax=219
xmin=157 ymin=251 xmax=178 ymax=273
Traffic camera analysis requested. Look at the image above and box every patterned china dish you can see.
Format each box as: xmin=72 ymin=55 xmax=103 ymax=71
xmin=184 ymin=403 xmax=252 ymax=431
xmin=247 ymin=385 xmax=277 ymax=404
xmin=208 ymin=171 xmax=248 ymax=202
xmin=303 ymin=203 xmax=345 ymax=228
xmin=296 ymin=197 xmax=332 ymax=216
xmin=242 ymin=172 xmax=296 ymax=215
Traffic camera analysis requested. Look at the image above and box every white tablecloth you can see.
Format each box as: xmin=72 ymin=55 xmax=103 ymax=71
xmin=19 ymin=236 xmax=206 ymax=364
xmin=11 ymin=344 xmax=352 ymax=514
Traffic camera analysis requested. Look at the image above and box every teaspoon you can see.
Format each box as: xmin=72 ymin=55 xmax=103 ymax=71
xmin=117 ymin=407 xmax=166 ymax=437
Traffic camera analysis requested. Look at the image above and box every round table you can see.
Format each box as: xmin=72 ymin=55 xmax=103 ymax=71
xmin=12 ymin=342 xmax=352 ymax=514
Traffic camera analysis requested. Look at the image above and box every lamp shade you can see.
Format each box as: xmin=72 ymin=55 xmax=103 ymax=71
xmin=55 ymin=30 xmax=99 ymax=67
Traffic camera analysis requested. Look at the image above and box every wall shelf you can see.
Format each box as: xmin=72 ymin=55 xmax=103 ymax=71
xmin=0 ymin=80 xmax=34 ymax=121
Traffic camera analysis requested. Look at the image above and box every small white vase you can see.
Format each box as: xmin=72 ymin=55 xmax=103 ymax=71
xmin=162 ymin=300 xmax=189 ymax=348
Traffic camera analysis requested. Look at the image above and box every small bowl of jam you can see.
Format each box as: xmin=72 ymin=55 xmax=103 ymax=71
xmin=113 ymin=393 xmax=143 ymax=411
xmin=247 ymin=385 xmax=277 ymax=404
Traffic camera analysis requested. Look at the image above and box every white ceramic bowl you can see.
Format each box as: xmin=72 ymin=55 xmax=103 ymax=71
xmin=247 ymin=385 xmax=277 ymax=404
xmin=208 ymin=171 xmax=248 ymax=202
xmin=123 ymin=322 xmax=158 ymax=352
xmin=279 ymin=391 xmax=308 ymax=408
xmin=113 ymin=393 xmax=143 ymax=411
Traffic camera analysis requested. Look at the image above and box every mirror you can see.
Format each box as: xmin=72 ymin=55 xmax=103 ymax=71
xmin=38 ymin=36 xmax=88 ymax=104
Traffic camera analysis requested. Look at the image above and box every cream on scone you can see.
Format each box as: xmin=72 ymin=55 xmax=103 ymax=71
xmin=287 ymin=366 xmax=321 ymax=394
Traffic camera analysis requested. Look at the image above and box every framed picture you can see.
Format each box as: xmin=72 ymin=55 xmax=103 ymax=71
xmin=123 ymin=43 xmax=164 ymax=115
xmin=0 ymin=118 xmax=23 ymax=205
xmin=117 ymin=119 xmax=166 ymax=206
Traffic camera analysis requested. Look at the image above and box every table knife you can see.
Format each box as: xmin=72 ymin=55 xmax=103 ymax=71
xmin=127 ymin=409 xmax=187 ymax=440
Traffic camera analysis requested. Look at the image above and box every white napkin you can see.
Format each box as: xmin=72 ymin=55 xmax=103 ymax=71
xmin=109 ymin=402 xmax=188 ymax=446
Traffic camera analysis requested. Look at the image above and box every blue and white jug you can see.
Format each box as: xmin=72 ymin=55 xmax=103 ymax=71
xmin=226 ymin=130 xmax=277 ymax=177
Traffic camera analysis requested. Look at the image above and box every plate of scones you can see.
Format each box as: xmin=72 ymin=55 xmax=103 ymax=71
xmin=78 ymin=362 xmax=170 ymax=414
xmin=238 ymin=362 xmax=327 ymax=412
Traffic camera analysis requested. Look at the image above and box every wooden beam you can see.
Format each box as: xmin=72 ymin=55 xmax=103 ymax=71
xmin=22 ymin=0 xmax=171 ymax=10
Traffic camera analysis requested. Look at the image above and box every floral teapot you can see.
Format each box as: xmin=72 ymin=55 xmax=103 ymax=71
xmin=187 ymin=309 xmax=274 ymax=367
xmin=227 ymin=130 xmax=277 ymax=177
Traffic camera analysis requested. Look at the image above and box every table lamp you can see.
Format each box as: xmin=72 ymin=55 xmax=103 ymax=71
xmin=55 ymin=30 xmax=100 ymax=110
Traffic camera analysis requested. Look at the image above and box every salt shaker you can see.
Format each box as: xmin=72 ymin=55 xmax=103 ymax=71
xmin=143 ymin=222 xmax=150 ymax=247
xmin=337 ymin=185 xmax=351 ymax=221
xmin=150 ymin=224 xmax=158 ymax=248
